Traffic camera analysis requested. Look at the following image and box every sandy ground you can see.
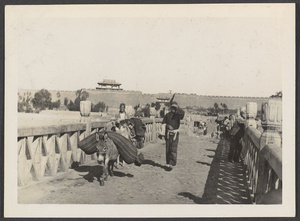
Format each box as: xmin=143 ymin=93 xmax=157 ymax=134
xmin=18 ymin=131 xmax=223 ymax=204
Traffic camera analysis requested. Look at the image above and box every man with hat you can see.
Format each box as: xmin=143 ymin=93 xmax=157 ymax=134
xmin=160 ymin=101 xmax=185 ymax=171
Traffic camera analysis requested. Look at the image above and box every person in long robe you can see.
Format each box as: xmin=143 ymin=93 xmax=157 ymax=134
xmin=160 ymin=102 xmax=185 ymax=171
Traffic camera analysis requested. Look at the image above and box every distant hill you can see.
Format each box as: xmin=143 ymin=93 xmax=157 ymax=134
xmin=18 ymin=88 xmax=269 ymax=110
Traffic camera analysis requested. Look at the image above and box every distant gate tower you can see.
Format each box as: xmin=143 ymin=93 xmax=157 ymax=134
xmin=156 ymin=93 xmax=172 ymax=117
xmin=96 ymin=79 xmax=123 ymax=90
xmin=156 ymin=93 xmax=172 ymax=104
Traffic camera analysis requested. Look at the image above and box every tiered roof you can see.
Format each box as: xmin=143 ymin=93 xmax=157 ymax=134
xmin=97 ymin=79 xmax=121 ymax=86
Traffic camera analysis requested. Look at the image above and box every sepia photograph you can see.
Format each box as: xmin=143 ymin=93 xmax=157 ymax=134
xmin=4 ymin=3 xmax=295 ymax=218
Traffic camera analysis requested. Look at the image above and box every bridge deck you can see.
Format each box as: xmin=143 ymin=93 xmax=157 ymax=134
xmin=18 ymin=135 xmax=252 ymax=204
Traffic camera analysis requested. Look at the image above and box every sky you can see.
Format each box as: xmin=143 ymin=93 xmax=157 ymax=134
xmin=6 ymin=4 xmax=295 ymax=97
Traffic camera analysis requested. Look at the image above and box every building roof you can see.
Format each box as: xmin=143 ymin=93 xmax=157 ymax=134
xmin=97 ymin=79 xmax=121 ymax=86
xmin=157 ymin=97 xmax=170 ymax=101
xmin=157 ymin=93 xmax=172 ymax=100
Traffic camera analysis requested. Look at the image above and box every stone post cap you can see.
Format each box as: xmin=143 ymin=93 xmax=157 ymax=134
xmin=246 ymin=102 xmax=257 ymax=119
xmin=237 ymin=108 xmax=240 ymax=117
xmin=80 ymin=100 xmax=91 ymax=117
xmin=261 ymin=99 xmax=282 ymax=130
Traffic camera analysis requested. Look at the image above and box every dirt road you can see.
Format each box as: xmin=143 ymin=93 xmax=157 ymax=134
xmin=18 ymin=133 xmax=221 ymax=204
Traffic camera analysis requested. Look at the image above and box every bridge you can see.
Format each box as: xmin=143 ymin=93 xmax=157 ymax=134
xmin=17 ymin=100 xmax=282 ymax=205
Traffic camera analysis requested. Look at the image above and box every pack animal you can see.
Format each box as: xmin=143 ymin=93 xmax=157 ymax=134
xmin=96 ymin=132 xmax=119 ymax=186
xmin=114 ymin=119 xmax=145 ymax=149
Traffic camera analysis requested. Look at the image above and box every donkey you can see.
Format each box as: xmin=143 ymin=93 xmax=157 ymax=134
xmin=96 ymin=132 xmax=119 ymax=186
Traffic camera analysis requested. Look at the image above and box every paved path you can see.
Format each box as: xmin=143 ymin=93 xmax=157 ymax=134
xmin=18 ymin=135 xmax=252 ymax=204
xmin=195 ymin=138 xmax=252 ymax=204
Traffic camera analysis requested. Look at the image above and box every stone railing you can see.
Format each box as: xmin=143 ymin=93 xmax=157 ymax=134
xmin=17 ymin=113 xmax=163 ymax=186
xmin=241 ymin=99 xmax=282 ymax=204
xmin=140 ymin=117 xmax=163 ymax=142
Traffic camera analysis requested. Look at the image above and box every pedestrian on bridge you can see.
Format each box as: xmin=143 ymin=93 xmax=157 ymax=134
xmin=160 ymin=101 xmax=185 ymax=171
xmin=112 ymin=103 xmax=131 ymax=167
xmin=228 ymin=111 xmax=246 ymax=163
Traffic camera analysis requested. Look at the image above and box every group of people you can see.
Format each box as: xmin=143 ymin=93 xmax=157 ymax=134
xmin=220 ymin=111 xmax=246 ymax=163
xmin=111 ymin=101 xmax=185 ymax=171
xmin=111 ymin=100 xmax=247 ymax=170
xmin=194 ymin=121 xmax=208 ymax=136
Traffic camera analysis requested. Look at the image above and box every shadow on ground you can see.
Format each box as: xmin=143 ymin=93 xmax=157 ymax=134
xmin=205 ymin=149 xmax=216 ymax=152
xmin=143 ymin=159 xmax=171 ymax=171
xmin=196 ymin=161 xmax=211 ymax=166
xmin=74 ymin=165 xmax=134 ymax=183
xmin=179 ymin=138 xmax=252 ymax=204
xmin=178 ymin=192 xmax=204 ymax=204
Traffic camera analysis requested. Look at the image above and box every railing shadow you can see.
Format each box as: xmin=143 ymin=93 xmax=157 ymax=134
xmin=179 ymin=138 xmax=252 ymax=204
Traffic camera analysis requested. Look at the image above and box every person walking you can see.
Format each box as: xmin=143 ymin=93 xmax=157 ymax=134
xmin=222 ymin=116 xmax=230 ymax=139
xmin=232 ymin=111 xmax=246 ymax=162
xmin=112 ymin=103 xmax=130 ymax=167
xmin=160 ymin=101 xmax=185 ymax=171
xmin=227 ymin=111 xmax=245 ymax=162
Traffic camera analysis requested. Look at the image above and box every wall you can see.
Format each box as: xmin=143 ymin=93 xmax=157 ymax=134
xmin=18 ymin=88 xmax=268 ymax=110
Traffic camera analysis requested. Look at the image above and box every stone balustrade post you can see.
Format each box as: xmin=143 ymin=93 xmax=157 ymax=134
xmin=259 ymin=99 xmax=282 ymax=148
xmin=237 ymin=108 xmax=240 ymax=118
xmin=80 ymin=101 xmax=92 ymax=165
xmin=246 ymin=102 xmax=257 ymax=128
xmin=256 ymin=99 xmax=282 ymax=201
xmin=151 ymin=116 xmax=157 ymax=141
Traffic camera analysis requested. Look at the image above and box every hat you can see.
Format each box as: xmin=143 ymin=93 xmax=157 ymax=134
xmin=171 ymin=102 xmax=178 ymax=108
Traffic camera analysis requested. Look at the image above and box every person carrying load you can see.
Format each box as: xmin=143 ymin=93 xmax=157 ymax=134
xmin=159 ymin=94 xmax=185 ymax=171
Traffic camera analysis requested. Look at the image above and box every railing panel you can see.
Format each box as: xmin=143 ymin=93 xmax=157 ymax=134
xmin=242 ymin=126 xmax=262 ymax=199
xmin=18 ymin=123 xmax=86 ymax=137
xmin=261 ymin=144 xmax=282 ymax=180
xmin=243 ymin=129 xmax=282 ymax=203
xmin=17 ymin=117 xmax=163 ymax=186
xmin=242 ymin=100 xmax=282 ymax=204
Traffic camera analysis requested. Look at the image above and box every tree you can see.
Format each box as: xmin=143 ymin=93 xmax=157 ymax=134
xmin=270 ymin=91 xmax=282 ymax=98
xmin=222 ymin=103 xmax=228 ymax=113
xmin=213 ymin=103 xmax=220 ymax=114
xmin=65 ymin=89 xmax=90 ymax=111
xmin=51 ymin=99 xmax=61 ymax=109
xmin=75 ymin=89 xmax=89 ymax=100
xmin=214 ymin=103 xmax=219 ymax=110
xmin=64 ymin=97 xmax=69 ymax=106
xmin=31 ymin=89 xmax=52 ymax=111
xmin=18 ymin=92 xmax=34 ymax=113
xmin=220 ymin=103 xmax=228 ymax=114
xmin=91 ymin=101 xmax=107 ymax=112
xmin=67 ymin=100 xmax=75 ymax=111
xmin=73 ymin=89 xmax=89 ymax=111
xmin=56 ymin=92 xmax=61 ymax=98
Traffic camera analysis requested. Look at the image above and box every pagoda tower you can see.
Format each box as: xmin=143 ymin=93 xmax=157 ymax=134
xmin=96 ymin=79 xmax=123 ymax=90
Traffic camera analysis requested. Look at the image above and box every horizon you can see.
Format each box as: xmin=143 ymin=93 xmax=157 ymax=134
xmin=18 ymin=87 xmax=271 ymax=99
